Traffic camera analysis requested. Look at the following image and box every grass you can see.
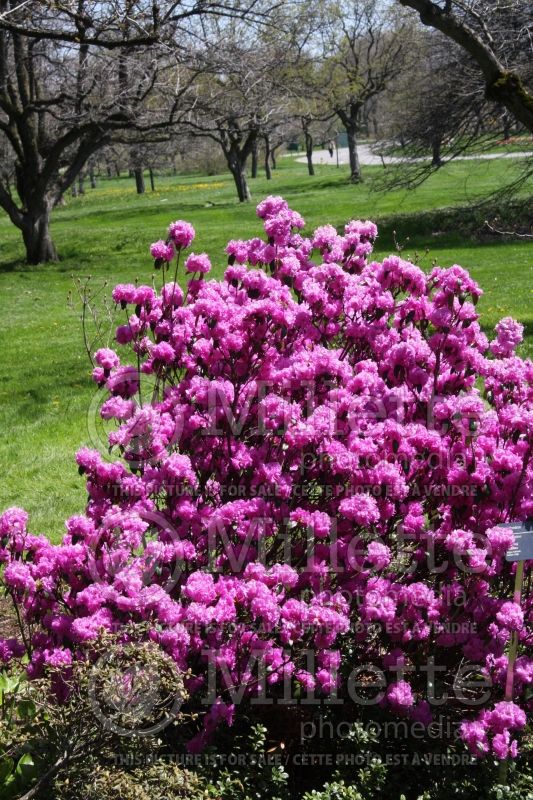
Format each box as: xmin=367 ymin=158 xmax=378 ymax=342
xmin=0 ymin=155 xmax=532 ymax=541
xmin=378 ymin=133 xmax=533 ymax=158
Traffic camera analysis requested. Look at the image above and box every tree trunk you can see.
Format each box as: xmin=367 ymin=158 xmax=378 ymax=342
xmin=346 ymin=127 xmax=362 ymax=183
xmin=271 ymin=149 xmax=277 ymax=170
xmin=89 ymin=165 xmax=97 ymax=189
xmin=251 ymin=140 xmax=259 ymax=179
xmin=229 ymin=159 xmax=251 ymax=202
xmin=78 ymin=174 xmax=85 ymax=194
xmin=115 ymin=162 xmax=121 ymax=177
xmin=106 ymin=165 xmax=112 ymax=178
xmin=264 ymin=136 xmax=272 ymax=180
xmin=304 ymin=130 xmax=314 ymax=176
xmin=149 ymin=167 xmax=155 ymax=192
xmin=134 ymin=168 xmax=145 ymax=194
xmin=21 ymin=204 xmax=58 ymax=264
xmin=502 ymin=112 xmax=512 ymax=141
xmin=431 ymin=137 xmax=443 ymax=167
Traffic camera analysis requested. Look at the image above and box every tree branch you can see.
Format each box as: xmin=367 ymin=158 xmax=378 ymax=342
xmin=0 ymin=177 xmax=23 ymax=226
xmin=398 ymin=0 xmax=533 ymax=133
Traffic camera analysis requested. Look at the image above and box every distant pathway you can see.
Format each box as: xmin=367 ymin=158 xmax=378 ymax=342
xmin=296 ymin=143 xmax=533 ymax=167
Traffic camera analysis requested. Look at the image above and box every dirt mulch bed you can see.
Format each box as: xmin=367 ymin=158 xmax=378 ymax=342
xmin=0 ymin=594 xmax=21 ymax=639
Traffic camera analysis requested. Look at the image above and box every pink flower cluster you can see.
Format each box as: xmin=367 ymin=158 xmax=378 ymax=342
xmin=461 ymin=701 xmax=527 ymax=759
xmin=1 ymin=197 xmax=532 ymax=757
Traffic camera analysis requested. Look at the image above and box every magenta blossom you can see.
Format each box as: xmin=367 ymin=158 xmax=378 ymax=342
xmin=168 ymin=220 xmax=195 ymax=249
xmin=150 ymin=240 xmax=175 ymax=262
xmin=185 ymin=252 xmax=211 ymax=274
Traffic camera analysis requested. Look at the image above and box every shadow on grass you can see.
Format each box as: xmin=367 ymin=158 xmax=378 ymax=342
xmin=360 ymin=198 xmax=533 ymax=253
xmin=0 ymin=252 xmax=98 ymax=275
xmin=0 ymin=253 xmax=34 ymax=273
xmin=53 ymin=198 xmax=244 ymax=227
xmin=264 ymin=175 xmax=350 ymax=197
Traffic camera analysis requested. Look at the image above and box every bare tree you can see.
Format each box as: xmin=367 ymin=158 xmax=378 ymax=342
xmin=318 ymin=0 xmax=412 ymax=182
xmin=261 ymin=117 xmax=291 ymax=179
xmin=266 ymin=125 xmax=287 ymax=171
xmin=284 ymin=55 xmax=336 ymax=176
xmin=397 ymin=0 xmax=533 ymax=133
xmin=186 ymin=71 xmax=258 ymax=201
xmin=186 ymin=23 xmax=295 ymax=201
xmin=294 ymin=112 xmax=339 ymax=176
xmin=382 ymin=30 xmax=487 ymax=172
xmin=374 ymin=6 xmax=532 ymax=191
xmin=0 ymin=1 xmax=281 ymax=263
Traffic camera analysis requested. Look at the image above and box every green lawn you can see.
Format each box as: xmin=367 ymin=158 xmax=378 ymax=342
xmin=0 ymin=156 xmax=532 ymax=540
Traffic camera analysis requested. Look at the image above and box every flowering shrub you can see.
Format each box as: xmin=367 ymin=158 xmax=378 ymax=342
xmin=1 ymin=198 xmax=532 ymax=761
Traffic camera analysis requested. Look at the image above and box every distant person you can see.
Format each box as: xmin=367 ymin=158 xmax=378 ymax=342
xmin=328 ymin=140 xmax=334 ymax=158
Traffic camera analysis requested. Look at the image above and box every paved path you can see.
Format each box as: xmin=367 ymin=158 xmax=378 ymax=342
xmin=296 ymin=143 xmax=532 ymax=167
